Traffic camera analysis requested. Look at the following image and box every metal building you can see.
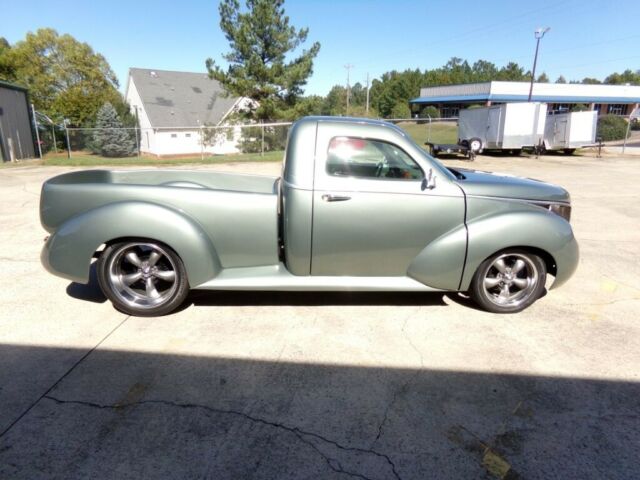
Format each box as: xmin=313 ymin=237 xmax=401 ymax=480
xmin=410 ymin=81 xmax=640 ymax=118
xmin=0 ymin=80 xmax=36 ymax=162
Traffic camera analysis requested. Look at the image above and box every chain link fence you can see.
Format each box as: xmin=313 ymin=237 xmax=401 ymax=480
xmin=37 ymin=122 xmax=293 ymax=160
xmin=34 ymin=117 xmax=463 ymax=161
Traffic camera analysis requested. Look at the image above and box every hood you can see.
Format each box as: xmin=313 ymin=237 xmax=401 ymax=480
xmin=451 ymin=168 xmax=570 ymax=203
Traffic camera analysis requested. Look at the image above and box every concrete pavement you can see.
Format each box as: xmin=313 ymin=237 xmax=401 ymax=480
xmin=0 ymin=154 xmax=639 ymax=479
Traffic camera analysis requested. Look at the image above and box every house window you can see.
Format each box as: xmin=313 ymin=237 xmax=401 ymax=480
xmin=171 ymin=133 xmax=177 ymax=138
xmin=185 ymin=133 xmax=191 ymax=138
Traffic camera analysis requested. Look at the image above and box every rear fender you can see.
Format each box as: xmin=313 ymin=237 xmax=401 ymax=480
xmin=42 ymin=201 xmax=221 ymax=287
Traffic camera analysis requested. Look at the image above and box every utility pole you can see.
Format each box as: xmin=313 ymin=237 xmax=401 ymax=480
xmin=344 ymin=64 xmax=354 ymax=115
xmin=31 ymin=104 xmax=42 ymax=159
xmin=366 ymin=73 xmax=370 ymax=115
xmin=528 ymin=27 xmax=550 ymax=102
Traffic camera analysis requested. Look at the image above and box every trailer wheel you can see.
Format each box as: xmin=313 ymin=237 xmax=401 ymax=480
xmin=468 ymin=138 xmax=482 ymax=153
xmin=563 ymin=149 xmax=576 ymax=155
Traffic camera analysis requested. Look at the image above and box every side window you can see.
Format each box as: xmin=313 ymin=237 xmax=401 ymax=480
xmin=326 ymin=137 xmax=423 ymax=180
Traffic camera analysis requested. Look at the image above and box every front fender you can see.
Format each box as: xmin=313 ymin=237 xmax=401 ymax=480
xmin=41 ymin=201 xmax=221 ymax=287
xmin=460 ymin=210 xmax=579 ymax=291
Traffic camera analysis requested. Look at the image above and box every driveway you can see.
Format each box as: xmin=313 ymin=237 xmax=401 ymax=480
xmin=0 ymin=154 xmax=639 ymax=479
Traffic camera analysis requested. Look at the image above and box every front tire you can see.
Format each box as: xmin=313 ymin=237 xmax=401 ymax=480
xmin=97 ymin=241 xmax=189 ymax=317
xmin=469 ymin=249 xmax=546 ymax=314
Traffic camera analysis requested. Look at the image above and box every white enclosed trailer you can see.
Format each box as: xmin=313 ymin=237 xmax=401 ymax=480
xmin=543 ymin=110 xmax=598 ymax=153
xmin=458 ymin=102 xmax=548 ymax=152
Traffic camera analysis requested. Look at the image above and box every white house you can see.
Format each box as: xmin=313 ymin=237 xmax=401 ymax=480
xmin=125 ymin=68 xmax=251 ymax=156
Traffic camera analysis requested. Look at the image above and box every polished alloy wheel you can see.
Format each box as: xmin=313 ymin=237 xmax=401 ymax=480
xmin=481 ymin=253 xmax=539 ymax=309
xmin=106 ymin=242 xmax=178 ymax=310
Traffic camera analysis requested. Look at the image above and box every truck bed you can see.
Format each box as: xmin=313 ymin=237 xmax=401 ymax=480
xmin=41 ymin=169 xmax=281 ymax=270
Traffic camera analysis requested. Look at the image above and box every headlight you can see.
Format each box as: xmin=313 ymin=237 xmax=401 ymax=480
xmin=548 ymin=203 xmax=571 ymax=222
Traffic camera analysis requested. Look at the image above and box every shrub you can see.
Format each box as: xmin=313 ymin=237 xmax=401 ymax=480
xmin=631 ymin=119 xmax=640 ymax=131
xmin=571 ymin=104 xmax=589 ymax=112
xmin=390 ymin=102 xmax=411 ymax=119
xmin=596 ymin=115 xmax=629 ymax=141
xmin=419 ymin=106 xmax=440 ymax=119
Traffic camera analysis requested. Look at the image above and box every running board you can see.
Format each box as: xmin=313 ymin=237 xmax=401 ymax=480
xmin=194 ymin=263 xmax=442 ymax=292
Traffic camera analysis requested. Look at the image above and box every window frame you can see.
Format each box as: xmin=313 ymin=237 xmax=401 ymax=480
xmin=325 ymin=136 xmax=424 ymax=183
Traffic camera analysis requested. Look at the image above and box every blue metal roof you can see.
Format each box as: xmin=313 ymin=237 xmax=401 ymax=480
xmin=410 ymin=93 xmax=640 ymax=104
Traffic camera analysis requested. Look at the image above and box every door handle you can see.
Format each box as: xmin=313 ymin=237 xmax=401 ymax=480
xmin=321 ymin=194 xmax=351 ymax=202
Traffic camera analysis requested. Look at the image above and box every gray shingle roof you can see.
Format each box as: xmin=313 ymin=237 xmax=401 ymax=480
xmin=129 ymin=68 xmax=240 ymax=128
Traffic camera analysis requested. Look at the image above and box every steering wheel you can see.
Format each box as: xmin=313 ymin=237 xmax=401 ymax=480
xmin=375 ymin=156 xmax=388 ymax=177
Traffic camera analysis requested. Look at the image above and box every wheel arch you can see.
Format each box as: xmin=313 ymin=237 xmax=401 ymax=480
xmin=460 ymin=210 xmax=579 ymax=291
xmin=41 ymin=201 xmax=222 ymax=287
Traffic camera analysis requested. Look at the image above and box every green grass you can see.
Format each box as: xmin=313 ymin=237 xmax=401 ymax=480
xmin=396 ymin=121 xmax=458 ymax=146
xmin=41 ymin=150 xmax=284 ymax=167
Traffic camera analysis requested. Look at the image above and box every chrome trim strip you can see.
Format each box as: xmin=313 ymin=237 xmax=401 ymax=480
xmin=466 ymin=194 xmax=571 ymax=206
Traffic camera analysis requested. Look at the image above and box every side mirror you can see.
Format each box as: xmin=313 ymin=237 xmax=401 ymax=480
xmin=422 ymin=168 xmax=437 ymax=190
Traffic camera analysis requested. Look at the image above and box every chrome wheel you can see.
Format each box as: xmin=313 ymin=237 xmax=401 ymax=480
xmin=481 ymin=253 xmax=540 ymax=309
xmin=106 ymin=242 xmax=178 ymax=310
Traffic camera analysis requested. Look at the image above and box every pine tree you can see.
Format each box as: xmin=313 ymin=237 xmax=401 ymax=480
xmin=206 ymin=0 xmax=320 ymax=121
xmin=91 ymin=102 xmax=136 ymax=157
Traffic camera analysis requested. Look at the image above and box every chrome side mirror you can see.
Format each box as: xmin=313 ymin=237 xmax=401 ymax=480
xmin=422 ymin=168 xmax=437 ymax=190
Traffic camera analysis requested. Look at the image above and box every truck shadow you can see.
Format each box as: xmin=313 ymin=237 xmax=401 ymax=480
xmin=185 ymin=290 xmax=449 ymax=308
xmin=66 ymin=264 xmax=451 ymax=309
xmin=65 ymin=265 xmax=546 ymax=312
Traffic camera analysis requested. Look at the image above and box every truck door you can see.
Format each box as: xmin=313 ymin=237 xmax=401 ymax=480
xmin=310 ymin=127 xmax=465 ymax=278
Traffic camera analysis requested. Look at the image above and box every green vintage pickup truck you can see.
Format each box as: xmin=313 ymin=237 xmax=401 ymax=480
xmin=40 ymin=116 xmax=578 ymax=316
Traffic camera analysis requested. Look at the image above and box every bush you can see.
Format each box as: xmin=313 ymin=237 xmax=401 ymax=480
xmin=418 ymin=106 xmax=440 ymax=119
xmin=390 ymin=102 xmax=411 ymax=119
xmin=596 ymin=115 xmax=629 ymax=141
xmin=631 ymin=119 xmax=640 ymax=131
xmin=571 ymin=104 xmax=589 ymax=112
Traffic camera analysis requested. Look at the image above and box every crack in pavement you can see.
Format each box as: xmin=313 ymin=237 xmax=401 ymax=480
xmin=42 ymin=395 xmax=402 ymax=480
xmin=370 ymin=310 xmax=424 ymax=450
xmin=0 ymin=315 xmax=131 ymax=440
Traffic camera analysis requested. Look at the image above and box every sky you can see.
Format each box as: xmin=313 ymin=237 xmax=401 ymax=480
xmin=3 ymin=0 xmax=640 ymax=96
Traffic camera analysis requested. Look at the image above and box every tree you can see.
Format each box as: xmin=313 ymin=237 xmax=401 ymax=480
xmin=537 ymin=72 xmax=549 ymax=83
xmin=2 ymin=29 xmax=122 ymax=126
xmin=322 ymin=85 xmax=347 ymax=115
xmin=555 ymin=75 xmax=567 ymax=84
xmin=581 ymin=77 xmax=601 ymax=85
xmin=206 ymin=0 xmax=320 ymax=121
xmin=90 ymin=103 xmax=136 ymax=157
xmin=604 ymin=69 xmax=640 ymax=85
xmin=496 ymin=62 xmax=528 ymax=81
xmin=0 ymin=37 xmax=16 ymax=80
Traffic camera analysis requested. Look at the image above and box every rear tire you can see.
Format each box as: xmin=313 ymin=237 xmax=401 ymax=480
xmin=97 ymin=241 xmax=189 ymax=317
xmin=469 ymin=249 xmax=546 ymax=314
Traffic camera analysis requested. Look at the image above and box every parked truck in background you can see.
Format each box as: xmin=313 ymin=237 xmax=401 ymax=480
xmin=40 ymin=116 xmax=579 ymax=317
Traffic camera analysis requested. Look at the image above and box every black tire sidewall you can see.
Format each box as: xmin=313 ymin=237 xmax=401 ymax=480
xmin=97 ymin=241 xmax=190 ymax=317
